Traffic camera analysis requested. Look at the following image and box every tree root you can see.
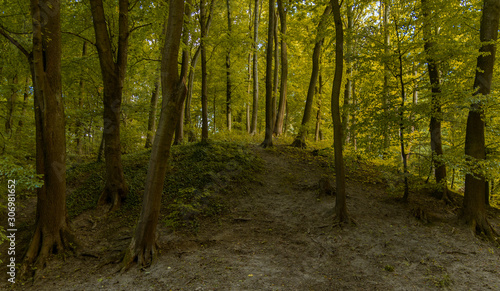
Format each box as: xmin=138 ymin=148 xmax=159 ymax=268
xmin=290 ymin=137 xmax=307 ymax=148
xmin=98 ymin=186 xmax=127 ymax=212
xmin=21 ymin=225 xmax=76 ymax=280
xmin=463 ymin=214 xmax=499 ymax=245
xmin=121 ymin=238 xmax=159 ymax=272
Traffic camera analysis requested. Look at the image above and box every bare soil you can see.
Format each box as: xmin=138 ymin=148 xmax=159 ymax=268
xmin=2 ymin=144 xmax=500 ymax=290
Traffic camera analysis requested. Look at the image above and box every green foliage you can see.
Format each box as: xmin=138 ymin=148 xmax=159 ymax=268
xmin=0 ymin=155 xmax=43 ymax=194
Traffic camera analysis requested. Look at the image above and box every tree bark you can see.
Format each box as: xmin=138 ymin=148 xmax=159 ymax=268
xmin=123 ymin=0 xmax=186 ymax=269
xmin=90 ymin=0 xmax=129 ymax=210
xmin=261 ymin=0 xmax=275 ymax=147
xmin=200 ymin=0 xmax=214 ymax=142
xmin=174 ymin=0 xmax=192 ymax=145
xmin=315 ymin=72 xmax=323 ymax=142
xmin=226 ymin=0 xmax=233 ymax=131
xmin=145 ymin=77 xmax=160 ymax=149
xmin=250 ymin=0 xmax=260 ymax=135
xmin=422 ymin=0 xmax=448 ymax=200
xmin=331 ymin=0 xmax=349 ymax=223
xmin=342 ymin=3 xmax=353 ymax=146
xmin=274 ymin=0 xmax=287 ymax=136
xmin=463 ymin=0 xmax=500 ymax=239
xmin=382 ymin=0 xmax=390 ymax=155
xmin=75 ymin=42 xmax=86 ymax=156
xmin=186 ymin=45 xmax=201 ymax=142
xmin=22 ymin=0 xmax=75 ymax=274
xmin=292 ymin=3 xmax=331 ymax=148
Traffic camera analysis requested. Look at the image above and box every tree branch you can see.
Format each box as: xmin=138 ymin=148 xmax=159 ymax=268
xmin=61 ymin=31 xmax=95 ymax=46
xmin=129 ymin=23 xmax=152 ymax=34
xmin=0 ymin=23 xmax=30 ymax=58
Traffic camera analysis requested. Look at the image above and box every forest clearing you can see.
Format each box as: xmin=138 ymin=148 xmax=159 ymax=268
xmin=1 ymin=139 xmax=499 ymax=290
xmin=1 ymin=0 xmax=500 ymax=289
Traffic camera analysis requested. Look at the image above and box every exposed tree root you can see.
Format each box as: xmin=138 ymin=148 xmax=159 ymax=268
xmin=21 ymin=224 xmax=76 ymax=279
xmin=463 ymin=213 xmax=499 ymax=245
xmin=260 ymin=139 xmax=273 ymax=148
xmin=121 ymin=238 xmax=159 ymax=272
xmin=290 ymin=137 xmax=307 ymax=148
xmin=98 ymin=186 xmax=127 ymax=212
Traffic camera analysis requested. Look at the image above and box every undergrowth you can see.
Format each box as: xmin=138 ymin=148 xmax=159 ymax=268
xmin=66 ymin=141 xmax=262 ymax=231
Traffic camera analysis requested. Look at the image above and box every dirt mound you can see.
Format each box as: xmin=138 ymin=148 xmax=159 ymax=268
xmin=2 ymin=144 xmax=499 ymax=290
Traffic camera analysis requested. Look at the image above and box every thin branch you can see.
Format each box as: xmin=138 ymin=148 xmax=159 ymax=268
xmin=129 ymin=23 xmax=152 ymax=34
xmin=0 ymin=23 xmax=30 ymax=58
xmin=61 ymin=31 xmax=95 ymax=46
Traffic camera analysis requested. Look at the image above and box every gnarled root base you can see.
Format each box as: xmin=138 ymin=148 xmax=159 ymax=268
xmin=121 ymin=240 xmax=159 ymax=271
xmin=463 ymin=214 xmax=499 ymax=244
xmin=21 ymin=225 xmax=76 ymax=279
xmin=290 ymin=137 xmax=307 ymax=148
xmin=260 ymin=139 xmax=273 ymax=148
xmin=98 ymin=186 xmax=127 ymax=212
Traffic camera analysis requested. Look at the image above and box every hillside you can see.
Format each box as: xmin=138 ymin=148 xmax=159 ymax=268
xmin=1 ymin=142 xmax=500 ymax=290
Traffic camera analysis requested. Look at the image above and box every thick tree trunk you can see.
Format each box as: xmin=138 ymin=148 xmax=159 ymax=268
xmin=146 ymin=77 xmax=160 ymax=148
xmin=250 ymin=0 xmax=259 ymax=135
xmin=331 ymin=0 xmax=349 ymax=223
xmin=463 ymin=0 xmax=500 ymax=239
xmin=261 ymin=0 xmax=275 ymax=148
xmin=23 ymin=0 xmax=75 ymax=274
xmin=90 ymin=0 xmax=129 ymax=210
xmin=226 ymin=0 xmax=233 ymax=131
xmin=274 ymin=0 xmax=287 ymax=136
xmin=292 ymin=4 xmax=331 ymax=148
xmin=123 ymin=0 xmax=186 ymax=269
xmin=422 ymin=0 xmax=448 ymax=200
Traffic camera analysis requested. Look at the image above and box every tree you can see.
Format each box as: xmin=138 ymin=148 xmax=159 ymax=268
xmin=200 ymin=0 xmax=215 ymax=142
xmin=462 ymin=0 xmax=500 ymax=239
xmin=226 ymin=0 xmax=233 ymax=131
xmin=274 ymin=0 xmax=288 ymax=136
xmin=250 ymin=0 xmax=260 ymax=135
xmin=145 ymin=77 xmax=160 ymax=149
xmin=123 ymin=0 xmax=186 ymax=268
xmin=89 ymin=0 xmax=129 ymax=210
xmin=261 ymin=0 xmax=275 ymax=148
xmin=331 ymin=0 xmax=349 ymax=222
xmin=422 ymin=0 xmax=448 ymax=200
xmin=15 ymin=0 xmax=74 ymax=273
xmin=291 ymin=3 xmax=332 ymax=148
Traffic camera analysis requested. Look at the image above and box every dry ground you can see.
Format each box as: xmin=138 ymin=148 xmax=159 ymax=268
xmin=2 ymin=144 xmax=500 ymax=290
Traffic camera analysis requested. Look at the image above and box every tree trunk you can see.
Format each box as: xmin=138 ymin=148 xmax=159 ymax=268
xmin=315 ymin=73 xmax=323 ymax=142
xmin=274 ymin=0 xmax=287 ymax=136
xmin=272 ymin=9 xmax=279 ymax=128
xmin=226 ymin=0 xmax=233 ymax=131
xmin=331 ymin=0 xmax=349 ymax=223
xmin=75 ymin=42 xmax=87 ymax=156
xmin=422 ymin=0 xmax=448 ymax=200
xmin=174 ymin=0 xmax=192 ymax=145
xmin=23 ymin=0 xmax=75 ymax=274
xmin=146 ymin=77 xmax=160 ymax=149
xmin=5 ymin=74 xmax=18 ymax=135
xmin=395 ymin=23 xmax=410 ymax=201
xmin=123 ymin=0 xmax=186 ymax=269
xmin=90 ymin=0 xmax=129 ymax=211
xmin=382 ymin=0 xmax=390 ymax=155
xmin=250 ymin=0 xmax=260 ymax=135
xmin=261 ymin=0 xmax=275 ymax=148
xmin=186 ymin=45 xmax=201 ymax=142
xmin=342 ymin=3 xmax=353 ymax=146
xmin=463 ymin=0 xmax=500 ymax=239
xmin=200 ymin=0 xmax=214 ymax=142
xmin=292 ymin=4 xmax=331 ymax=148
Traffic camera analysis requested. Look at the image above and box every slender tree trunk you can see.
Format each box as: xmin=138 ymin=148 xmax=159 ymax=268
xmin=395 ymin=23 xmax=410 ymax=201
xmin=23 ymin=0 xmax=75 ymax=273
xmin=226 ymin=0 xmax=233 ymax=131
xmin=274 ymin=0 xmax=287 ymax=136
xmin=342 ymin=2 xmax=353 ymax=146
xmin=463 ymin=0 xmax=499 ymax=239
xmin=75 ymin=42 xmax=86 ymax=156
xmin=422 ymin=0 xmax=448 ymax=200
xmin=97 ymin=131 xmax=105 ymax=162
xmin=174 ymin=0 xmax=192 ymax=145
xmin=200 ymin=0 xmax=214 ymax=142
xmin=90 ymin=0 xmax=129 ymax=210
xmin=5 ymin=74 xmax=18 ymax=135
xmin=272 ymin=9 xmax=279 ymax=128
xmin=250 ymin=0 xmax=260 ymax=135
xmin=146 ymin=77 xmax=160 ymax=148
xmin=352 ymin=77 xmax=357 ymax=150
xmin=315 ymin=72 xmax=323 ymax=142
xmin=261 ymin=0 xmax=275 ymax=147
xmin=186 ymin=46 xmax=201 ymax=142
xmin=123 ymin=0 xmax=186 ymax=269
xmin=331 ymin=0 xmax=349 ymax=223
xmin=292 ymin=4 xmax=331 ymax=148
xmin=382 ymin=0 xmax=390 ymax=155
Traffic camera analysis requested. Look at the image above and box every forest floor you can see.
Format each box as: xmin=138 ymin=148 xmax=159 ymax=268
xmin=2 ymin=142 xmax=500 ymax=290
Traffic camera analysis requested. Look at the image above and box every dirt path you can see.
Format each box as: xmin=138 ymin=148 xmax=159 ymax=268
xmin=3 ymin=144 xmax=500 ymax=290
